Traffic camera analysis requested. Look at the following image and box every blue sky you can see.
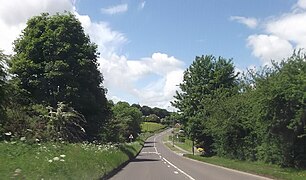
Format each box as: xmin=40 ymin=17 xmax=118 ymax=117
xmin=0 ymin=0 xmax=305 ymax=110
xmin=75 ymin=0 xmax=294 ymax=68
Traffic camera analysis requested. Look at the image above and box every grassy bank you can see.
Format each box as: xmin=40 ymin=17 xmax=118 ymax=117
xmin=0 ymin=141 xmax=142 ymax=179
xmin=0 ymin=124 xmax=163 ymax=179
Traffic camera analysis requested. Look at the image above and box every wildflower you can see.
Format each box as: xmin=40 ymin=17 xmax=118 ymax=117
xmin=5 ymin=132 xmax=12 ymax=136
xmin=53 ymin=157 xmax=60 ymax=161
xmin=20 ymin=137 xmax=26 ymax=141
xmin=60 ymin=154 xmax=66 ymax=158
xmin=48 ymin=160 xmax=53 ymax=163
xmin=15 ymin=169 xmax=22 ymax=173
xmin=35 ymin=138 xmax=40 ymax=142
xmin=60 ymin=159 xmax=65 ymax=162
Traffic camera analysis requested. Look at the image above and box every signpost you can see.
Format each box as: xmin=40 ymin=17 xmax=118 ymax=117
xmin=129 ymin=134 xmax=134 ymax=143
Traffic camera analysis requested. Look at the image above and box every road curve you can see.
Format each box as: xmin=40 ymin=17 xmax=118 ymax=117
xmin=109 ymin=129 xmax=272 ymax=180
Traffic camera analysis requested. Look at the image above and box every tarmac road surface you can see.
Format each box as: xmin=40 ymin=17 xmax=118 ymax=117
xmin=109 ymin=129 xmax=272 ymax=180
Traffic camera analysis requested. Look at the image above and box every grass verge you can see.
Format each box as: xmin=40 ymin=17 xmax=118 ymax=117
xmin=0 ymin=126 xmax=161 ymax=179
xmin=0 ymin=141 xmax=142 ymax=179
xmin=163 ymin=133 xmax=306 ymax=180
xmin=184 ymin=155 xmax=306 ymax=180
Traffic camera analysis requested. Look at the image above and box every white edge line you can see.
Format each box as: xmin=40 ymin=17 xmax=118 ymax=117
xmin=153 ymin=129 xmax=195 ymax=180
xmin=163 ymin=157 xmax=195 ymax=180
xmin=183 ymin=156 xmax=272 ymax=180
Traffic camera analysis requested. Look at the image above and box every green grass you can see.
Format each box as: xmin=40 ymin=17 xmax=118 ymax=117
xmin=141 ymin=122 xmax=165 ymax=133
xmin=0 ymin=123 xmax=163 ymax=179
xmin=0 ymin=141 xmax=142 ymax=179
xmin=163 ymin=134 xmax=306 ymax=180
xmin=174 ymin=139 xmax=193 ymax=153
xmin=184 ymin=155 xmax=306 ymax=180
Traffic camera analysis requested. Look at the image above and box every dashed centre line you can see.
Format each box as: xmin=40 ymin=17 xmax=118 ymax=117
xmin=152 ymin=130 xmax=196 ymax=180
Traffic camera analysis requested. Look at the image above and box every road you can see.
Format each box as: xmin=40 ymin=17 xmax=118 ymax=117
xmin=109 ymin=129 xmax=272 ymax=180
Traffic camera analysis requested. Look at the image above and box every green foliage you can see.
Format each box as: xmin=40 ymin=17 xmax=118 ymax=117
xmin=111 ymin=102 xmax=142 ymax=142
xmin=0 ymin=50 xmax=8 ymax=133
xmin=9 ymin=13 xmax=110 ymax=140
xmin=253 ymin=53 xmax=306 ymax=167
xmin=172 ymin=55 xmax=238 ymax=154
xmin=46 ymin=102 xmax=86 ymax=142
xmin=144 ymin=114 xmax=161 ymax=123
xmin=172 ymin=53 xmax=306 ymax=168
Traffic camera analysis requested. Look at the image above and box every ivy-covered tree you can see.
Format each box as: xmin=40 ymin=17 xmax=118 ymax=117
xmin=10 ymin=13 xmax=110 ymax=140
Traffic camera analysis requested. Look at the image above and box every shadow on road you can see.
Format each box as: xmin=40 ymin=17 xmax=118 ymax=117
xmin=132 ymin=158 xmax=160 ymax=162
xmin=144 ymin=141 xmax=156 ymax=144
xmin=143 ymin=145 xmax=154 ymax=148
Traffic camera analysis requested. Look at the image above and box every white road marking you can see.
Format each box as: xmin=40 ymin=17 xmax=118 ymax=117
xmin=152 ymin=129 xmax=196 ymax=180
xmin=163 ymin=157 xmax=195 ymax=180
xmin=167 ymin=165 xmax=170 ymax=168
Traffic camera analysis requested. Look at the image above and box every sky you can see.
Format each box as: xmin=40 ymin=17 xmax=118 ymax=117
xmin=0 ymin=0 xmax=306 ymax=110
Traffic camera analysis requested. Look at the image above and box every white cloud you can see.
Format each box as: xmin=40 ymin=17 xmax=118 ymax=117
xmin=247 ymin=0 xmax=306 ymax=65
xmin=0 ymin=0 xmax=74 ymax=54
xmin=295 ymin=0 xmax=306 ymax=9
xmin=101 ymin=4 xmax=128 ymax=15
xmin=266 ymin=13 xmax=306 ymax=49
xmin=138 ymin=1 xmax=146 ymax=10
xmin=0 ymin=0 xmax=184 ymax=109
xmin=99 ymin=53 xmax=185 ymax=109
xmin=75 ymin=13 xmax=127 ymax=57
xmin=247 ymin=34 xmax=293 ymax=65
xmin=230 ymin=16 xmax=258 ymax=29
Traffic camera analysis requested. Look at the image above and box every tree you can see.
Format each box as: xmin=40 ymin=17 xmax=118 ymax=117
xmin=10 ymin=13 xmax=110 ymax=140
xmin=144 ymin=114 xmax=160 ymax=123
xmin=112 ymin=102 xmax=142 ymax=141
xmin=0 ymin=50 xmax=8 ymax=135
xmin=172 ymin=55 xmax=238 ymax=153
xmin=253 ymin=53 xmax=306 ymax=167
xmin=141 ymin=105 xmax=152 ymax=116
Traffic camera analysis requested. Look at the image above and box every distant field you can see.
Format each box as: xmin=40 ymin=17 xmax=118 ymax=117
xmin=141 ymin=122 xmax=165 ymax=133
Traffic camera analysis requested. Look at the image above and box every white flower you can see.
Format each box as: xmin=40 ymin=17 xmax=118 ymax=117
xmin=48 ymin=160 xmax=53 ymax=163
xmin=20 ymin=137 xmax=26 ymax=141
xmin=60 ymin=154 xmax=66 ymax=158
xmin=53 ymin=157 xmax=60 ymax=161
xmin=5 ymin=132 xmax=12 ymax=136
xmin=35 ymin=138 xmax=40 ymax=142
xmin=14 ymin=168 xmax=22 ymax=173
xmin=60 ymin=159 xmax=65 ymax=162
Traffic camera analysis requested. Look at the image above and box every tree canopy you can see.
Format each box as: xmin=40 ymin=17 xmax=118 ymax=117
xmin=10 ymin=13 xmax=109 ymax=140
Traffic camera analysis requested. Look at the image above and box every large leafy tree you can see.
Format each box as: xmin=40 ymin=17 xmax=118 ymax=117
xmin=111 ymin=102 xmax=142 ymax=142
xmin=10 ymin=13 xmax=109 ymax=140
xmin=172 ymin=55 xmax=238 ymax=153
xmin=253 ymin=53 xmax=306 ymax=167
